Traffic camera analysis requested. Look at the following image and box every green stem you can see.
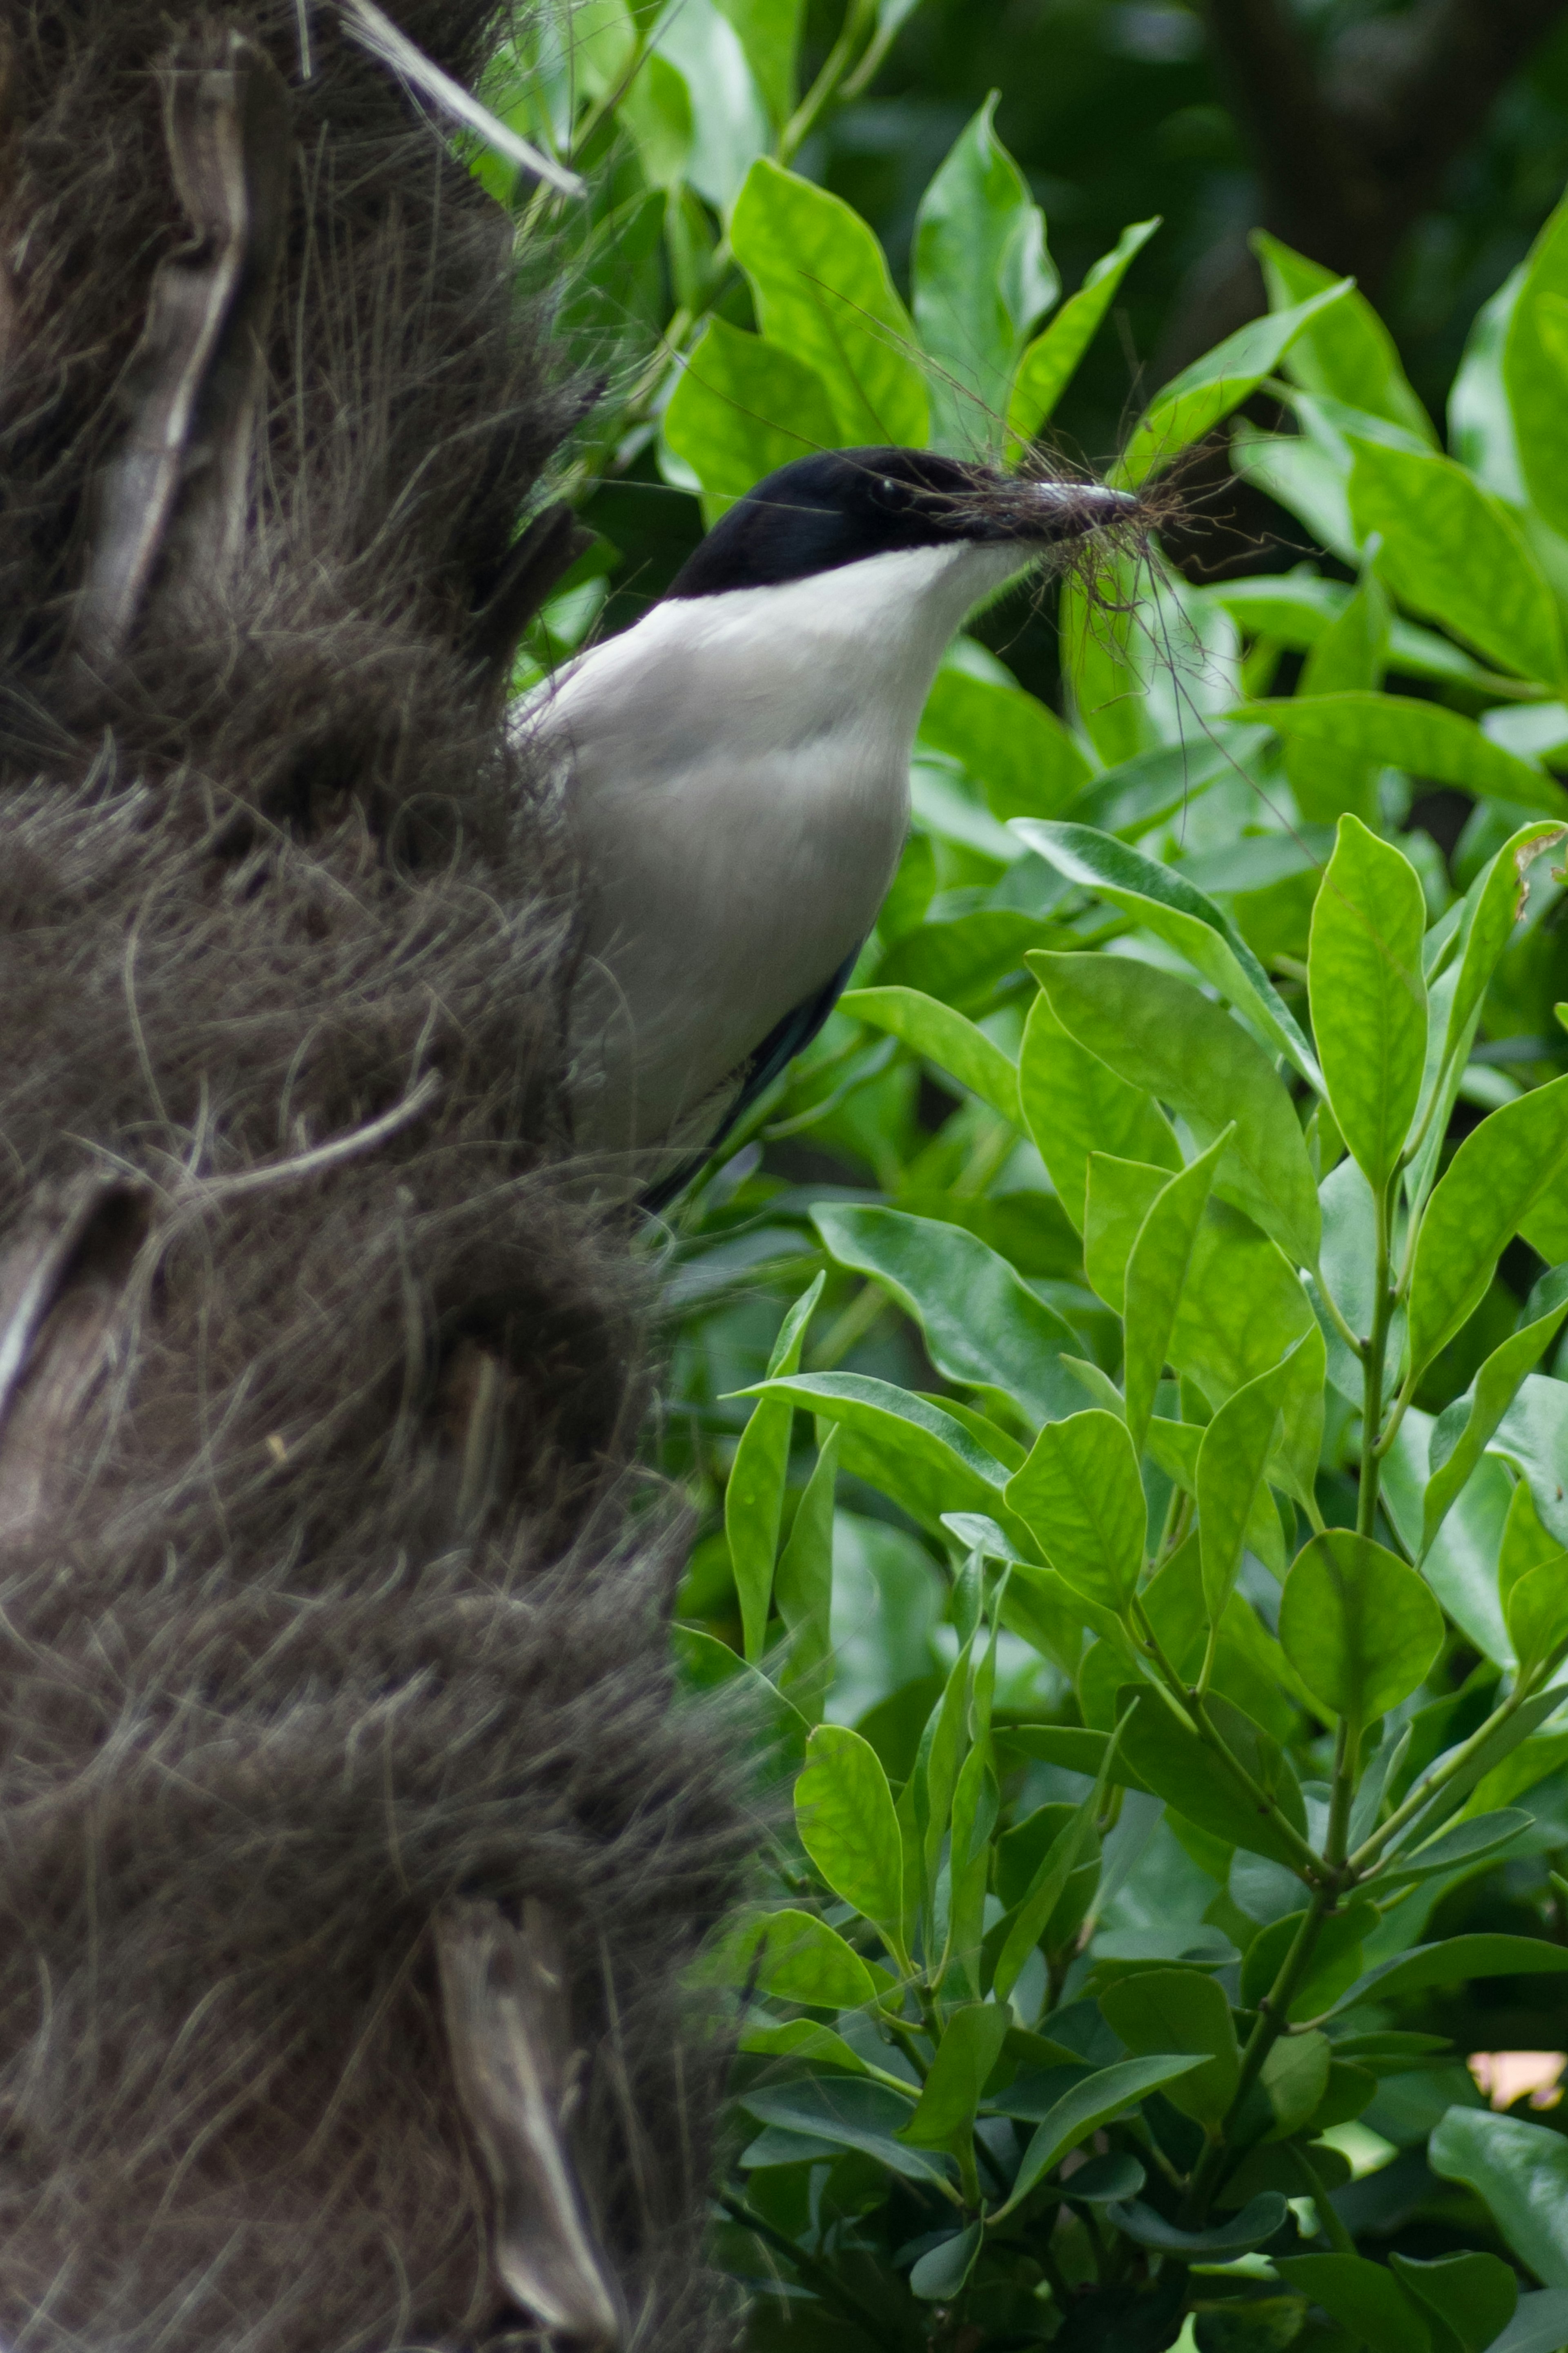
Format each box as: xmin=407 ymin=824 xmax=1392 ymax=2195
xmin=777 ymin=0 xmax=877 ymax=162
xmin=1350 ymin=1677 xmax=1535 ymax=1874
xmin=1315 ymin=1271 xmax=1367 ymax=1365
xmin=1290 ymin=2145 xmax=1356 ymax=2255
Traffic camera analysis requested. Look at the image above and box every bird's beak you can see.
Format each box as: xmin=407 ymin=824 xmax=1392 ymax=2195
xmin=1010 ymin=477 xmax=1142 ymax=544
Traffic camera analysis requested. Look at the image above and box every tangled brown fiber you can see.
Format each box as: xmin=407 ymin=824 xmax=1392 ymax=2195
xmin=0 ymin=6 xmax=747 ymax=2350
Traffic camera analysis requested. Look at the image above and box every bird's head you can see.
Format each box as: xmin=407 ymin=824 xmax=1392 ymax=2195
xmin=665 ymin=446 xmax=1142 ymax=603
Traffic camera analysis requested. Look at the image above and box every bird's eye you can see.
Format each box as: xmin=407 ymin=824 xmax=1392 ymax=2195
xmin=880 ymin=477 xmax=897 ymax=497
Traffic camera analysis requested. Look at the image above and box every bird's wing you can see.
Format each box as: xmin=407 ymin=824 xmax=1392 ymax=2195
xmin=640 ymin=941 xmax=862 ymax=1214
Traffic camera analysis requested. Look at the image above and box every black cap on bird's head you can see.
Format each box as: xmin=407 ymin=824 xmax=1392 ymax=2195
xmin=666 ymin=446 xmax=1141 ymax=600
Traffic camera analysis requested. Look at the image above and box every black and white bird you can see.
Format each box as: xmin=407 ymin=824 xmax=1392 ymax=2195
xmin=518 ymin=446 xmax=1136 ymax=1205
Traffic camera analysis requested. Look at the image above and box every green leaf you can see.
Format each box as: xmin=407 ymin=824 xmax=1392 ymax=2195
xmin=713 ymin=0 xmax=803 ymax=126
xmin=1261 ymin=2030 xmax=1331 ymax=2139
xmin=737 ymin=2077 xmax=953 ymax=2188
xmin=653 ymin=0 xmax=770 ymax=207
xmin=1099 ymin=1967 xmax=1239 ymax=2128
xmin=1282 ymin=568 xmax=1392 ymax=827
xmin=1115 ymin=280 xmax=1353 ymax=490
xmin=996 ymin=2054 xmax=1207 ymax=2217
xmin=1378 ymin=1809 xmax=1532 ymax=1890
xmin=1407 ymin=1075 xmax=1568 ymax=1372
xmin=1030 ymin=954 xmax=1321 ymax=1269
xmin=742 ymin=1371 xmax=1031 ymax=1548
xmin=992 ymin=1767 xmax=1109 ymax=2002
xmin=1273 ymin=2256 xmax=1429 ymax=2353
xmin=1005 ymin=1410 xmax=1145 ymax=1610
xmin=1501 ymin=1485 xmax=1568 ymax=1679
xmin=1254 ymin=231 xmax=1436 ymax=443
xmin=1109 ymin=2193 xmax=1289 ymax=2256
xmin=1389 ymin=2253 xmax=1519 ymax=2353
xmin=1430 ymin=2106 xmax=1568 ymax=2289
xmin=737 ymin=2016 xmax=889 ymax=2077
xmin=1331 ymin=1934 xmax=1568 ymax=2021
xmin=1125 ymin=1136 xmax=1230 ymax=1449
xmin=1169 ymin=1201 xmax=1319 ymax=1412
xmin=1490 ymin=1374 xmax=1568 ymax=1547
xmin=1196 ymin=1347 xmax=1300 ymax=1625
xmin=1489 ymin=2291 xmax=1568 ymax=2353
xmin=1085 ymin=1154 xmax=1177 ymax=1316
xmin=1278 ymin=1532 xmax=1443 ymax=1727
xmin=795 ymin=1724 xmax=906 ymax=1954
xmin=725 ymin=1274 xmax=824 ymax=1661
xmin=1308 ymin=815 xmax=1428 ymax=1190
xmin=912 ymin=95 xmax=1057 ymax=453
xmin=811 ymin=1204 xmax=1084 ymax=1428
xmin=841 ymin=986 xmax=1020 ymax=1124
xmin=1422 ymin=1269 xmax=1568 ymax=1556
xmin=1015 ymin=821 xmax=1319 ymax=1085
xmin=672 ymin=1626 xmax=811 ymax=1779
xmin=663 ymin=319 xmax=837 ymax=520
xmin=730 ymin=157 xmax=928 ymax=446
xmin=1117 ymin=1686 xmax=1310 ymax=1872
xmin=1007 ymin=216 xmax=1160 ymax=449
xmin=1346 ymin=439 xmax=1565 ymax=687
xmin=1241 ymin=1903 xmax=1375 ymax=2021
xmin=1233 ymin=693 xmax=1568 ymax=818
xmin=920 ymin=668 xmax=1091 ymax=821
xmin=696 ymin=1905 xmax=887 ymax=2006
xmin=773 ymin=1427 xmax=838 ymax=1722
xmin=909 ymin=2221 xmax=982 ymax=2302
xmin=616 ymin=51 xmax=693 ymax=187
xmin=900 ymin=2001 xmax=1012 ymax=2152
xmin=873 ymin=910 xmax=1045 ymax=1012
xmin=1504 ymin=191 xmax=1568 ymax=541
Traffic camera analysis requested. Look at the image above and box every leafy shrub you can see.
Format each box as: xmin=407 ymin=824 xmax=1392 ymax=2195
xmin=491 ymin=10 xmax=1568 ymax=2344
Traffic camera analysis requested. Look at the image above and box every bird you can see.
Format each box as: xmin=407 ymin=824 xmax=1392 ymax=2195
xmin=517 ymin=445 xmax=1139 ymax=1207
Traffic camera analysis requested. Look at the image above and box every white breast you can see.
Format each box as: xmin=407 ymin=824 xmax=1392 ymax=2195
xmin=518 ymin=538 xmax=1028 ymax=1169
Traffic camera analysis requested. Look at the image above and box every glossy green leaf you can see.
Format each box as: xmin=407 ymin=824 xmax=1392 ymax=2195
xmin=1490 ymin=1374 xmax=1568 ymax=1547
xmin=651 ymin=0 xmax=770 ymax=206
xmin=1115 ymin=280 xmax=1352 ymax=490
xmin=737 ymin=2017 xmax=889 ymax=2077
xmin=1379 ymin=1809 xmax=1532 ymax=1890
xmin=737 ymin=2078 xmax=951 ymax=2188
xmin=696 ymin=1905 xmax=887 ymax=2006
xmin=1279 ymin=1532 xmax=1443 ymax=1727
xmin=992 ymin=1769 xmax=1107 ymax=2002
xmin=1234 ymin=693 xmax=1568 ymax=817
xmin=1007 ymin=216 xmax=1160 ymax=449
xmin=1430 ymin=2106 xmax=1568 ymax=2289
xmin=795 ymin=1724 xmax=906 ymax=1953
xmin=1332 ymin=1934 xmax=1568 ymax=2021
xmin=1274 ymin=2256 xmax=1429 ymax=2353
xmin=921 ymin=668 xmax=1091 ymax=821
xmin=1489 ymin=2291 xmax=1568 ymax=2353
xmin=1501 ymin=1490 xmax=1568 ymax=1679
xmin=742 ymin=1371 xmax=1030 ymax=1548
xmin=1124 ymin=1135 xmax=1229 ymax=1448
xmin=1255 ymin=232 xmax=1435 ymax=442
xmin=912 ymin=96 xmax=1056 ymax=453
xmin=617 ymin=52 xmax=693 ymax=187
xmin=1169 ymin=1201 xmax=1319 ymax=1411
xmin=1084 ymin=1154 xmax=1174 ymax=1314
xmin=1504 ymin=191 xmax=1568 ymax=541
xmin=842 ymin=986 xmax=1020 ymax=1123
xmin=1099 ymin=1967 xmax=1239 ymax=2127
xmin=725 ymin=1274 xmax=824 ymax=1661
xmin=873 ymin=909 xmax=1043 ymax=1011
xmin=1390 ymin=2253 xmax=1519 ymax=2353
xmin=909 ymin=2221 xmax=982 ymax=2302
xmin=1283 ymin=567 xmax=1391 ymax=825
xmin=1408 ymin=1076 xmax=1568 ymax=1371
xmin=1014 ymin=821 xmax=1319 ymax=1084
xmin=1118 ymin=1686 xmax=1310 ymax=1871
xmin=1308 ymin=815 xmax=1428 ymax=1189
xmin=663 ymin=319 xmax=837 ymax=520
xmin=773 ymin=1426 xmax=838 ymax=1722
xmin=1422 ymin=1269 xmax=1568 ymax=1557
xmin=714 ymin=0 xmax=803 ymax=125
xmin=812 ymin=1204 xmax=1082 ymax=1427
xmin=996 ymin=2054 xmax=1206 ymax=2217
xmin=901 ymin=2001 xmax=1011 ymax=2151
xmin=1197 ymin=1347 xmax=1298 ymax=1624
xmin=1111 ymin=2195 xmax=1288 ymax=2256
xmin=671 ymin=1627 xmax=810 ymax=1778
xmin=1019 ymin=991 xmax=1181 ymax=1234
xmin=1030 ymin=953 xmax=1321 ymax=1269
xmin=730 ymin=158 xmax=928 ymax=445
xmin=1347 ymin=438 xmax=1566 ymax=687
xmin=1262 ymin=2029 xmax=1332 ymax=2139
xmin=1006 ymin=1410 xmax=1145 ymax=1610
